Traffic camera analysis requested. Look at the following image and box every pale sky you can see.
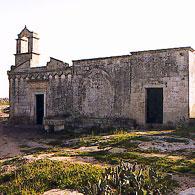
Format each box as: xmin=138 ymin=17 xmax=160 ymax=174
xmin=1 ymin=0 xmax=195 ymax=97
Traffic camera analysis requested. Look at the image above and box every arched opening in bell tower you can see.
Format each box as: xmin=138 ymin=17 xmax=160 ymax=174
xmin=20 ymin=36 xmax=28 ymax=53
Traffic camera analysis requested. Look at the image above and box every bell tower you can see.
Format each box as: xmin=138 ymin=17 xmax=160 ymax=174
xmin=15 ymin=26 xmax=40 ymax=67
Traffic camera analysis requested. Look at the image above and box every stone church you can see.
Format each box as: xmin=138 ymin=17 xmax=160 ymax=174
xmin=7 ymin=27 xmax=195 ymax=131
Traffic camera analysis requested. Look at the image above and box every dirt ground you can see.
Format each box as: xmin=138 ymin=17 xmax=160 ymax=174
xmin=0 ymin=123 xmax=44 ymax=159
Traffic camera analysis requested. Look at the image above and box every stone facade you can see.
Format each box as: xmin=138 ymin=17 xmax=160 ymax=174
xmin=7 ymin=27 xmax=195 ymax=130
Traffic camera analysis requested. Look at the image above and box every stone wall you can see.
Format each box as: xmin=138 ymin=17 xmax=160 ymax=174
xmin=8 ymin=60 xmax=72 ymax=124
xmin=47 ymin=72 xmax=72 ymax=117
xmin=72 ymin=55 xmax=131 ymax=119
xmin=189 ymin=50 xmax=195 ymax=118
xmin=130 ymin=48 xmax=190 ymax=126
xmin=72 ymin=48 xmax=191 ymax=126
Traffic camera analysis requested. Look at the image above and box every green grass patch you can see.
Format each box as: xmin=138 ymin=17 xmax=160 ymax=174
xmin=98 ymin=134 xmax=139 ymax=149
xmin=172 ymin=127 xmax=195 ymax=139
xmin=1 ymin=157 xmax=22 ymax=166
xmin=0 ymin=159 xmax=103 ymax=194
xmin=20 ymin=147 xmax=48 ymax=154
xmin=72 ymin=130 xmax=173 ymax=149
xmin=78 ymin=150 xmax=195 ymax=174
xmin=52 ymin=152 xmax=70 ymax=157
xmin=162 ymin=137 xmax=189 ymax=144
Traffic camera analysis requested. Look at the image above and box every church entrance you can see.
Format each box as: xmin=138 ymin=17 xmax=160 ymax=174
xmin=146 ymin=88 xmax=163 ymax=124
xmin=36 ymin=94 xmax=44 ymax=125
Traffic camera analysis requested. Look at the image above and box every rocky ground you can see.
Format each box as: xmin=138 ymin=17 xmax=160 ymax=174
xmin=0 ymin=108 xmax=195 ymax=194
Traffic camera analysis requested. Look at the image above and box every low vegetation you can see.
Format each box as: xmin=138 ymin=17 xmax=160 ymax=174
xmin=76 ymin=130 xmax=174 ymax=149
xmin=173 ymin=126 xmax=195 ymax=139
xmin=84 ymin=161 xmax=177 ymax=195
xmin=0 ymin=159 xmax=177 ymax=195
xmin=0 ymin=159 xmax=103 ymax=194
xmin=78 ymin=150 xmax=195 ymax=174
xmin=0 ymin=98 xmax=9 ymax=106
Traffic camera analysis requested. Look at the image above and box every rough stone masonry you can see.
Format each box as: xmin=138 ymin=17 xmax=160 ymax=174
xmin=7 ymin=27 xmax=195 ymax=131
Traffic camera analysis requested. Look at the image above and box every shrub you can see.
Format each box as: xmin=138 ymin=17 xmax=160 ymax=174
xmin=83 ymin=161 xmax=176 ymax=195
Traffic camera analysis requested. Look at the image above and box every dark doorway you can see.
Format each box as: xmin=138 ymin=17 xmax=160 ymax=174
xmin=36 ymin=94 xmax=44 ymax=125
xmin=146 ymin=88 xmax=163 ymax=124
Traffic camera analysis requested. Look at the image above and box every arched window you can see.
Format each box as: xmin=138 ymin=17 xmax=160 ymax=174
xmin=20 ymin=36 xmax=28 ymax=53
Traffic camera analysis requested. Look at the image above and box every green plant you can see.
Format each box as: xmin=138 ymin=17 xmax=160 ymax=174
xmin=130 ymin=136 xmax=153 ymax=142
xmin=0 ymin=99 xmax=9 ymax=106
xmin=162 ymin=137 xmax=189 ymax=144
xmin=79 ymin=150 xmax=195 ymax=174
xmin=173 ymin=166 xmax=191 ymax=173
xmin=0 ymin=159 xmax=103 ymax=194
xmin=82 ymin=161 xmax=176 ymax=195
xmin=113 ymin=129 xmax=128 ymax=135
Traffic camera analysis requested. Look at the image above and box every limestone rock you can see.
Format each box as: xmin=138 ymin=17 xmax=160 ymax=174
xmin=43 ymin=189 xmax=83 ymax=195
xmin=179 ymin=187 xmax=195 ymax=195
